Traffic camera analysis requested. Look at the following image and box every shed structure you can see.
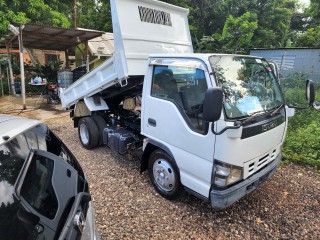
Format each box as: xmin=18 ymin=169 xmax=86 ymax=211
xmin=250 ymin=48 xmax=320 ymax=83
xmin=0 ymin=23 xmax=104 ymax=109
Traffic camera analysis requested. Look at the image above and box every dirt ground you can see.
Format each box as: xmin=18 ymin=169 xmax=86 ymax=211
xmin=0 ymin=95 xmax=69 ymax=122
xmin=1 ymin=95 xmax=320 ymax=239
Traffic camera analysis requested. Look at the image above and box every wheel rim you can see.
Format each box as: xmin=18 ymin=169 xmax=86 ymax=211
xmin=152 ymin=159 xmax=176 ymax=192
xmin=79 ymin=123 xmax=89 ymax=145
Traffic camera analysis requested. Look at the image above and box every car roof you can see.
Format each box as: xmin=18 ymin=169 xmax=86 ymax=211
xmin=0 ymin=114 xmax=42 ymax=145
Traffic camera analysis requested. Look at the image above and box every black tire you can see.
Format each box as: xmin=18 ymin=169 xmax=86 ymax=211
xmin=78 ymin=117 xmax=100 ymax=149
xmin=148 ymin=149 xmax=182 ymax=200
xmin=92 ymin=115 xmax=107 ymax=146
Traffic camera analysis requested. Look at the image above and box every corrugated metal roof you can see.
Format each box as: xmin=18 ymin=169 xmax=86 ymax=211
xmin=1 ymin=23 xmax=104 ymax=51
xmin=88 ymin=33 xmax=115 ymax=56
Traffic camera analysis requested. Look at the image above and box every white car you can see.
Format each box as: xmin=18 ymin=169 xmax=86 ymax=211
xmin=0 ymin=114 xmax=99 ymax=240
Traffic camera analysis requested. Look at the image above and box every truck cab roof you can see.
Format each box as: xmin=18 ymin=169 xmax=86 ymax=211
xmin=149 ymin=53 xmax=264 ymax=61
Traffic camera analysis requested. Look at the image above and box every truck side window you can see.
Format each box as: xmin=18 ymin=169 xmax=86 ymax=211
xmin=152 ymin=67 xmax=183 ymax=107
xmin=151 ymin=65 xmax=208 ymax=133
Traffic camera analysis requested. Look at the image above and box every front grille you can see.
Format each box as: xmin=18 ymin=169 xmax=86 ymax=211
xmin=243 ymin=147 xmax=280 ymax=179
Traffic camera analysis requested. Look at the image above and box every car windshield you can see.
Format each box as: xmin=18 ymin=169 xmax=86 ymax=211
xmin=0 ymin=124 xmax=48 ymax=239
xmin=209 ymin=55 xmax=284 ymax=119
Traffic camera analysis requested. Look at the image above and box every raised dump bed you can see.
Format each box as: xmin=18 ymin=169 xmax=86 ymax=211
xmin=60 ymin=0 xmax=193 ymax=109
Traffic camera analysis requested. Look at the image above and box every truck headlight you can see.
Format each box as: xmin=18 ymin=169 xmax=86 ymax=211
xmin=213 ymin=160 xmax=243 ymax=187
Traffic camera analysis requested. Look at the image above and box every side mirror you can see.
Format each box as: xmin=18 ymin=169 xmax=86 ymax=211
xmin=306 ymin=79 xmax=315 ymax=107
xmin=203 ymin=87 xmax=223 ymax=122
xmin=17 ymin=207 xmax=43 ymax=237
xmin=17 ymin=208 xmax=40 ymax=226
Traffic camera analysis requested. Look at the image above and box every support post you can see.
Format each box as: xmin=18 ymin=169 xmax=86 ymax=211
xmin=18 ymin=26 xmax=26 ymax=110
xmin=6 ymin=44 xmax=16 ymax=96
xmin=74 ymin=0 xmax=77 ymax=29
xmin=65 ymin=50 xmax=70 ymax=69
xmin=85 ymin=41 xmax=89 ymax=73
xmin=0 ymin=65 xmax=3 ymax=96
xmin=6 ymin=66 xmax=10 ymax=95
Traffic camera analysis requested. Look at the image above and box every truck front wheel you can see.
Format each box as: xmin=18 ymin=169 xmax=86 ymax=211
xmin=148 ymin=150 xmax=182 ymax=200
xmin=78 ymin=117 xmax=100 ymax=149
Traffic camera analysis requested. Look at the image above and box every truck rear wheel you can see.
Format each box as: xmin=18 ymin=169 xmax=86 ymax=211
xmin=78 ymin=117 xmax=99 ymax=149
xmin=148 ymin=150 xmax=182 ymax=200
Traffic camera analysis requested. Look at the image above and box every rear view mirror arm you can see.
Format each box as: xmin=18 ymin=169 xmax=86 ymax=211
xmin=286 ymin=105 xmax=309 ymax=110
xmin=211 ymin=121 xmax=242 ymax=135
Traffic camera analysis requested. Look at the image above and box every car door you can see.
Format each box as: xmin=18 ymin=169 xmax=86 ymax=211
xmin=14 ymin=149 xmax=79 ymax=239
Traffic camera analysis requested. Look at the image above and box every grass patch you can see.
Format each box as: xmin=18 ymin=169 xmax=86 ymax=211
xmin=282 ymin=109 xmax=320 ymax=170
xmin=281 ymin=74 xmax=320 ymax=170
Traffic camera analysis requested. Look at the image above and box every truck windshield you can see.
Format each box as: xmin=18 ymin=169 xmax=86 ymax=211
xmin=209 ymin=55 xmax=284 ymax=119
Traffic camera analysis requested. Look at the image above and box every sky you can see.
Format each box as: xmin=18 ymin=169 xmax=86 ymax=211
xmin=299 ymin=0 xmax=310 ymax=6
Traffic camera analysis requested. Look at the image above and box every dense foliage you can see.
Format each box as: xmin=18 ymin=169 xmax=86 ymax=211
xmin=283 ymin=109 xmax=320 ymax=169
xmin=0 ymin=0 xmax=319 ymax=52
xmin=281 ymin=77 xmax=320 ymax=169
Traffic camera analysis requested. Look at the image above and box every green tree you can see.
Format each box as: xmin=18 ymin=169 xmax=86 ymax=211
xmin=200 ymin=12 xmax=258 ymax=54
xmin=291 ymin=0 xmax=320 ymax=47
xmin=0 ymin=0 xmax=71 ymax=36
xmin=305 ymin=0 xmax=320 ymax=28
xmin=76 ymin=0 xmax=112 ymax=32
xmin=222 ymin=12 xmax=258 ymax=53
xmin=251 ymin=0 xmax=295 ymax=48
xmin=295 ymin=26 xmax=320 ymax=47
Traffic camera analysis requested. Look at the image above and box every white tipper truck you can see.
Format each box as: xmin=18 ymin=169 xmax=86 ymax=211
xmin=60 ymin=0 xmax=316 ymax=209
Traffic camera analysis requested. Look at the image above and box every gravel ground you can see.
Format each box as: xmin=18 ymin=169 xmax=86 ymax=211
xmin=49 ymin=120 xmax=320 ymax=240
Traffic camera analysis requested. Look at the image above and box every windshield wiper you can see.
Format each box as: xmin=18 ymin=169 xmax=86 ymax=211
xmin=242 ymin=110 xmax=266 ymax=125
xmin=270 ymin=104 xmax=284 ymax=117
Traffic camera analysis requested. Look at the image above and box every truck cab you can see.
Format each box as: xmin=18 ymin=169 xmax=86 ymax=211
xmin=141 ymin=54 xmax=293 ymax=208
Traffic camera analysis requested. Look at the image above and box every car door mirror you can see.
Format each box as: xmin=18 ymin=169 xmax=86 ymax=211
xmin=306 ymin=79 xmax=315 ymax=107
xmin=17 ymin=207 xmax=40 ymax=226
xmin=285 ymin=79 xmax=316 ymax=109
xmin=202 ymin=87 xmax=223 ymax=122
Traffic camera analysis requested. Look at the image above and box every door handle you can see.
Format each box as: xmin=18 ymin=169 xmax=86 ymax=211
xmin=148 ymin=118 xmax=156 ymax=127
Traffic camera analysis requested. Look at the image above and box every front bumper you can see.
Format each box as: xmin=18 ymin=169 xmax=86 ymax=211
xmin=210 ymin=153 xmax=282 ymax=210
xmin=81 ymin=201 xmax=99 ymax=240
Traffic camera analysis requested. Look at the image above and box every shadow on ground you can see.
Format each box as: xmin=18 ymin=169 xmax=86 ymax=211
xmin=0 ymin=95 xmax=69 ymax=123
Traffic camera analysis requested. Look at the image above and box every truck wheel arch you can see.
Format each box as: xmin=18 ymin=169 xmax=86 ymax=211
xmin=140 ymin=139 xmax=176 ymax=173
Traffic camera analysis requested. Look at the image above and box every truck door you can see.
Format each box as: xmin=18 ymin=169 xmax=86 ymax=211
xmin=141 ymin=58 xmax=216 ymax=198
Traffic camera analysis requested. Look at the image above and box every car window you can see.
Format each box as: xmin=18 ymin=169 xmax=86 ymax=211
xmin=20 ymin=154 xmax=58 ymax=220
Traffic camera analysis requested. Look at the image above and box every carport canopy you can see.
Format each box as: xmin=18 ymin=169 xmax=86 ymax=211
xmin=1 ymin=23 xmax=104 ymax=51
xmin=0 ymin=23 xmax=105 ymax=110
